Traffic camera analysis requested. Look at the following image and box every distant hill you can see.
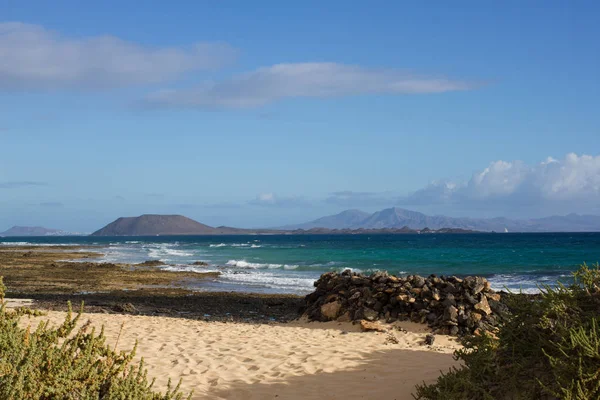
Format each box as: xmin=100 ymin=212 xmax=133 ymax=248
xmin=284 ymin=207 xmax=600 ymax=232
xmin=91 ymin=215 xmax=290 ymax=236
xmin=279 ymin=209 xmax=371 ymax=230
xmin=91 ymin=215 xmax=224 ymax=236
xmin=0 ymin=226 xmax=68 ymax=237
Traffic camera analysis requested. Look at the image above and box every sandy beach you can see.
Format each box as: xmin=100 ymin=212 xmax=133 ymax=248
xmin=3 ymin=245 xmax=463 ymax=398
xmin=18 ymin=310 xmax=461 ymax=400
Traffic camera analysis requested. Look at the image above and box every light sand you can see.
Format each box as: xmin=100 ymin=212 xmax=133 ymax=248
xmin=17 ymin=309 xmax=461 ymax=399
xmin=4 ymin=298 xmax=34 ymax=308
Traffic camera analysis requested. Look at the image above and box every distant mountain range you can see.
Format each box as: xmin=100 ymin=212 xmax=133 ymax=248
xmin=281 ymin=207 xmax=600 ymax=232
xmin=8 ymin=208 xmax=600 ymax=238
xmin=0 ymin=226 xmax=80 ymax=237
xmin=91 ymin=214 xmax=476 ymax=236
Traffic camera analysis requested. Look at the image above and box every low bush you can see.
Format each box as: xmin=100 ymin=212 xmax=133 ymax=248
xmin=414 ymin=263 xmax=600 ymax=400
xmin=0 ymin=277 xmax=190 ymax=400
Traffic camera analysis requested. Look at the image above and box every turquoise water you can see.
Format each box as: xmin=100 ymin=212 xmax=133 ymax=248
xmin=2 ymin=233 xmax=599 ymax=294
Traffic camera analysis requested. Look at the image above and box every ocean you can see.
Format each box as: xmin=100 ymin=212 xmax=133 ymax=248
xmin=2 ymin=233 xmax=599 ymax=294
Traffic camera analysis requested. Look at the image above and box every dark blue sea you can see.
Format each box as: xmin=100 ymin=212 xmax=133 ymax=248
xmin=2 ymin=233 xmax=599 ymax=294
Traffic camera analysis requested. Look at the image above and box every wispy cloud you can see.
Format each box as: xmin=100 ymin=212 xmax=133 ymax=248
xmin=143 ymin=62 xmax=477 ymax=109
xmin=326 ymin=191 xmax=398 ymax=207
xmin=248 ymin=193 xmax=310 ymax=208
xmin=0 ymin=181 xmax=46 ymax=189
xmin=0 ymin=22 xmax=236 ymax=90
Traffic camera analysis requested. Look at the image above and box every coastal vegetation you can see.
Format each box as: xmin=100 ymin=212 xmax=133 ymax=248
xmin=414 ymin=263 xmax=600 ymax=400
xmin=0 ymin=277 xmax=190 ymax=400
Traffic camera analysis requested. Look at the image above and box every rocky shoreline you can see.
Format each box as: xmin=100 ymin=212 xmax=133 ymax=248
xmin=0 ymin=245 xmax=302 ymax=323
xmin=0 ymin=246 xmax=219 ymax=294
xmin=2 ymin=245 xmax=512 ymax=330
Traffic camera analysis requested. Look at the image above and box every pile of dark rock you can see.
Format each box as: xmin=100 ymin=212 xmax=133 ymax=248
xmin=303 ymin=270 xmax=509 ymax=336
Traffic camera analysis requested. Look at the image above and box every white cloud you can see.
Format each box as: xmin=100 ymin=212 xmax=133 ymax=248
xmin=144 ymin=62 xmax=476 ymax=109
xmin=0 ymin=22 xmax=236 ymax=90
xmin=0 ymin=181 xmax=46 ymax=189
xmin=402 ymin=153 xmax=600 ymax=210
xmin=248 ymin=193 xmax=309 ymax=207
xmin=467 ymin=160 xmax=529 ymax=198
xmin=325 ymin=191 xmax=397 ymax=207
xmin=403 ymin=181 xmax=463 ymax=205
xmin=539 ymin=153 xmax=600 ymax=200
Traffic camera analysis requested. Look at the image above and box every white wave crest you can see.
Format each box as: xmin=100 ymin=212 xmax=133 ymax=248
xmin=164 ymin=249 xmax=194 ymax=256
xmin=209 ymin=243 xmax=261 ymax=248
xmin=487 ymin=274 xmax=552 ymax=294
xmin=220 ymin=270 xmax=315 ymax=292
xmin=226 ymin=259 xmax=298 ymax=270
xmin=162 ymin=265 xmax=220 ymax=274
xmin=144 ymin=243 xmax=195 ymax=260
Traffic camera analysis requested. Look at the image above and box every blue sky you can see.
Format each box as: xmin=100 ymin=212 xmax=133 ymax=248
xmin=1 ymin=1 xmax=599 ymax=231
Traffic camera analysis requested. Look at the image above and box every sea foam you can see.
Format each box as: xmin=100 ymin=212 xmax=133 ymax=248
xmin=226 ymin=259 xmax=298 ymax=270
xmin=220 ymin=270 xmax=315 ymax=292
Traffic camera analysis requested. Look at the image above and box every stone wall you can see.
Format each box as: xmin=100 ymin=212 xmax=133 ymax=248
xmin=303 ymin=270 xmax=508 ymax=335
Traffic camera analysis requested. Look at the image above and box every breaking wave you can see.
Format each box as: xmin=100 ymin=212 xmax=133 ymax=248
xmin=210 ymin=243 xmax=262 ymax=248
xmin=219 ymin=270 xmax=315 ymax=293
xmin=225 ymin=259 xmax=298 ymax=270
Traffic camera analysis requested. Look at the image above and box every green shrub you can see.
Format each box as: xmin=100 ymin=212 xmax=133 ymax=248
xmin=414 ymin=263 xmax=600 ymax=400
xmin=0 ymin=277 xmax=191 ymax=400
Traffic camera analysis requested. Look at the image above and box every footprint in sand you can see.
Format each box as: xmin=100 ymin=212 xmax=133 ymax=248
xmin=208 ymin=378 xmax=219 ymax=387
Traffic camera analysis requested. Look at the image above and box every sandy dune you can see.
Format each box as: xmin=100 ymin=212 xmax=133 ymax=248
xmin=18 ymin=310 xmax=461 ymax=399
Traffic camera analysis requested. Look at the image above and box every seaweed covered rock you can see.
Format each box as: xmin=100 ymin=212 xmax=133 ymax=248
xmin=303 ymin=270 xmax=505 ymax=335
